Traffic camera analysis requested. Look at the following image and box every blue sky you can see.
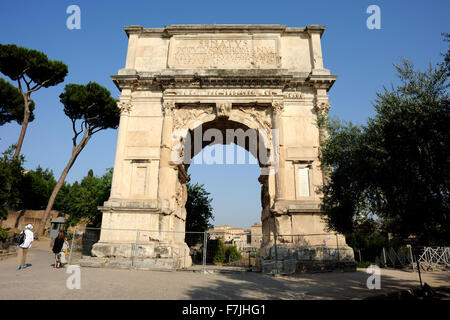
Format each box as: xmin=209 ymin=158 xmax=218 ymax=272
xmin=0 ymin=0 xmax=449 ymax=228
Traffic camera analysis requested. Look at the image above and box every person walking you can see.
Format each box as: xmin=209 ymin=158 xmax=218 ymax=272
xmin=52 ymin=231 xmax=65 ymax=268
xmin=16 ymin=224 xmax=34 ymax=270
xmin=60 ymin=235 xmax=70 ymax=266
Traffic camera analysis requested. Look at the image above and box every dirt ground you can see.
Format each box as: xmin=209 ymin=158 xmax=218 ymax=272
xmin=1 ymin=240 xmax=448 ymax=300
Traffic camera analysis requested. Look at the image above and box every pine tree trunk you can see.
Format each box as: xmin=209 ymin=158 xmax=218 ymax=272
xmin=37 ymin=133 xmax=91 ymax=236
xmin=13 ymin=95 xmax=31 ymax=160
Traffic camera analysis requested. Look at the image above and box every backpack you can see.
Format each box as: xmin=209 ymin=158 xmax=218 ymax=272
xmin=15 ymin=231 xmax=26 ymax=246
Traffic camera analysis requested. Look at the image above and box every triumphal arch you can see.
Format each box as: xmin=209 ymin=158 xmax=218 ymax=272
xmin=91 ymin=25 xmax=355 ymax=271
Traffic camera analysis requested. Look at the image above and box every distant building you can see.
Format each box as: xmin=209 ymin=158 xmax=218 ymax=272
xmin=208 ymin=222 xmax=263 ymax=250
xmin=208 ymin=225 xmax=249 ymax=250
xmin=250 ymin=222 xmax=263 ymax=247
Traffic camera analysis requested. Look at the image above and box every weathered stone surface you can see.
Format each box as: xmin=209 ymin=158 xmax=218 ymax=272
xmin=273 ymin=246 xmax=292 ymax=260
xmin=91 ymin=243 xmax=133 ymax=258
xmin=256 ymin=243 xmax=356 ymax=274
xmin=261 ymin=260 xmax=283 ymax=273
xmin=297 ymin=247 xmax=318 ymax=260
xmin=282 ymin=259 xmax=298 ymax=274
xmin=154 ymin=245 xmax=172 ymax=258
xmin=92 ymin=24 xmax=354 ymax=272
xmin=134 ymin=244 xmax=155 ymax=258
xmin=79 ymin=255 xmax=192 ymax=270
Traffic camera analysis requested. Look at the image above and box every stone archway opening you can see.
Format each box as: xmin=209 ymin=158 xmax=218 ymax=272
xmin=174 ymin=113 xmax=274 ymax=251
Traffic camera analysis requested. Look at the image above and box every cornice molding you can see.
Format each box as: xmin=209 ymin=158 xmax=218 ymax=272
xmin=111 ymin=70 xmax=336 ymax=92
xmin=123 ymin=24 xmax=326 ymax=38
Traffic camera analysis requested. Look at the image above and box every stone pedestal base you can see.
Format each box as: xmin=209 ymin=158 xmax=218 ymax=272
xmin=86 ymin=241 xmax=192 ymax=270
xmin=257 ymin=244 xmax=356 ymax=274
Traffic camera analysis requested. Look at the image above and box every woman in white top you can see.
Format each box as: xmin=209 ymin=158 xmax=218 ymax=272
xmin=16 ymin=224 xmax=34 ymax=270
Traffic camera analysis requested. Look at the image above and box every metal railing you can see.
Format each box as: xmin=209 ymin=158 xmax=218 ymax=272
xmin=373 ymin=246 xmax=449 ymax=271
xmin=417 ymin=247 xmax=450 ymax=271
xmin=65 ymin=227 xmax=354 ymax=273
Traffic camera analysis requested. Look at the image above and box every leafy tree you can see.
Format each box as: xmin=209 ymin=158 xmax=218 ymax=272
xmin=320 ymin=119 xmax=368 ymax=235
xmin=18 ymin=166 xmax=57 ymax=210
xmin=0 ymin=148 xmax=62 ymax=224
xmin=59 ymin=169 xmax=113 ymax=227
xmin=0 ymin=159 xmax=11 ymax=221
xmin=185 ymin=182 xmax=214 ymax=246
xmin=37 ymin=82 xmax=119 ymax=236
xmin=0 ymin=44 xmax=68 ymax=159
xmin=0 ymin=146 xmax=24 ymax=221
xmin=0 ymin=78 xmax=35 ymax=126
xmin=320 ymin=59 xmax=449 ymax=245
xmin=345 ymin=218 xmax=388 ymax=263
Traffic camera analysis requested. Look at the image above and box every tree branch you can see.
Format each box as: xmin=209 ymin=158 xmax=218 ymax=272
xmin=21 ymin=73 xmax=34 ymax=90
xmin=86 ymin=114 xmax=99 ymax=122
xmin=82 ymin=120 xmax=88 ymax=131
xmin=90 ymin=126 xmax=104 ymax=135
xmin=17 ymin=78 xmax=24 ymax=96
xmin=71 ymin=118 xmax=83 ymax=148
xmin=28 ymin=78 xmax=51 ymax=94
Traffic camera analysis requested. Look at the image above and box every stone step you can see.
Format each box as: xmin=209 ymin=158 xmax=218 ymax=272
xmin=77 ymin=256 xmax=184 ymax=270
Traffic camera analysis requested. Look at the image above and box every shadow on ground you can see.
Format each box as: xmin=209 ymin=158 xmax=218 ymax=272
xmin=183 ymin=268 xmax=448 ymax=300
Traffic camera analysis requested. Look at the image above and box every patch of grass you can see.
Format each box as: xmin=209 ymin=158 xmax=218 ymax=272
xmin=357 ymin=261 xmax=374 ymax=268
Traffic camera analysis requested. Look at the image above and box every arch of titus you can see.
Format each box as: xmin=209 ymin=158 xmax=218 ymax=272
xmin=91 ymin=25 xmax=355 ymax=271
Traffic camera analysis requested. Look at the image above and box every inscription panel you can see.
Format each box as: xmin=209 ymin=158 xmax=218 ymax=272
xmin=168 ymin=36 xmax=280 ymax=69
xmin=164 ymin=88 xmax=282 ymax=97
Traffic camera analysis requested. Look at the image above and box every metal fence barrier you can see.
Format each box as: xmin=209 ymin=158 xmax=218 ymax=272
xmin=417 ymin=247 xmax=450 ymax=271
xmin=65 ymin=228 xmax=353 ymax=272
xmin=375 ymin=247 xmax=414 ymax=269
xmin=373 ymin=246 xmax=450 ymax=271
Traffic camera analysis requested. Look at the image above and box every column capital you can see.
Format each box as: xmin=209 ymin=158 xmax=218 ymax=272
xmin=272 ymin=101 xmax=285 ymax=115
xmin=162 ymin=100 xmax=176 ymax=116
xmin=117 ymin=101 xmax=132 ymax=115
xmin=314 ymin=101 xmax=331 ymax=115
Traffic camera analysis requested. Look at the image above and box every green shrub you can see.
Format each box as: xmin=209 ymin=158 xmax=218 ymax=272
xmin=225 ymin=245 xmax=242 ymax=262
xmin=213 ymin=239 xmax=226 ymax=264
xmin=207 ymin=239 xmax=243 ymax=264
xmin=0 ymin=227 xmax=8 ymax=242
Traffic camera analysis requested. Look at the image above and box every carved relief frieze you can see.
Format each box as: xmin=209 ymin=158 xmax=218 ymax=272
xmin=174 ymin=179 xmax=188 ymax=210
xmin=216 ymin=102 xmax=232 ymax=119
xmin=236 ymin=105 xmax=273 ymax=146
xmin=172 ymin=105 xmax=215 ymax=129
xmin=170 ymin=103 xmax=273 ymax=148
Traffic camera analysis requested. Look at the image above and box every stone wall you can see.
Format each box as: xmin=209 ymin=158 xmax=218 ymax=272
xmin=259 ymin=244 xmax=356 ymax=274
xmin=2 ymin=210 xmax=60 ymax=235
